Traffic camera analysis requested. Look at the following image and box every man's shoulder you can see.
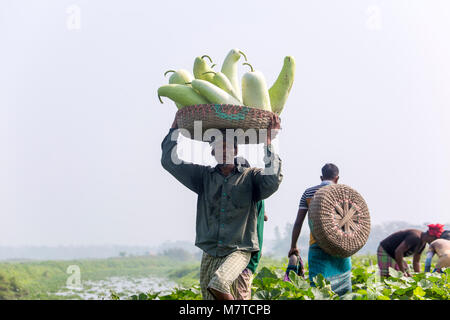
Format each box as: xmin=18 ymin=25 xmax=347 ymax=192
xmin=303 ymin=184 xmax=325 ymax=196
xmin=432 ymin=239 xmax=450 ymax=246
xmin=404 ymin=229 xmax=422 ymax=238
xmin=386 ymin=229 xmax=420 ymax=240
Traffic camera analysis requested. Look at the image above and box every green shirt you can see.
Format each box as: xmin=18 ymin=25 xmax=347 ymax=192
xmin=161 ymin=129 xmax=283 ymax=257
xmin=246 ymin=200 xmax=265 ymax=273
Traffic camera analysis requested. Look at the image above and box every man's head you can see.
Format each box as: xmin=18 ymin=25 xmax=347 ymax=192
xmin=440 ymin=230 xmax=450 ymax=240
xmin=209 ymin=134 xmax=238 ymax=165
xmin=321 ymin=163 xmax=339 ymax=184
xmin=425 ymin=224 xmax=445 ymax=243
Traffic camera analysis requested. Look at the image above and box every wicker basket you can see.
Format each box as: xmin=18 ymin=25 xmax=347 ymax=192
xmin=175 ymin=104 xmax=278 ymax=144
xmin=308 ymin=184 xmax=371 ymax=258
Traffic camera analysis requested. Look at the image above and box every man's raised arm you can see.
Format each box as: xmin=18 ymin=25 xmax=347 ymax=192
xmin=251 ymin=143 xmax=283 ymax=201
xmin=394 ymin=241 xmax=411 ymax=276
xmin=251 ymin=115 xmax=283 ymax=201
xmin=161 ymin=119 xmax=205 ymax=194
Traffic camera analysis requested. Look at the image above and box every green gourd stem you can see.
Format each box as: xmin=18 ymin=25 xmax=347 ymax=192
xmin=242 ymin=62 xmax=254 ymax=72
xmin=164 ymin=70 xmax=176 ymax=77
xmin=158 ymin=95 xmax=164 ymax=104
xmin=239 ymin=50 xmax=248 ymax=61
xmin=201 ymin=55 xmax=213 ymax=63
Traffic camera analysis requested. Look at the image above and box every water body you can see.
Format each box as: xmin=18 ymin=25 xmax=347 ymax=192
xmin=54 ymin=276 xmax=177 ymax=300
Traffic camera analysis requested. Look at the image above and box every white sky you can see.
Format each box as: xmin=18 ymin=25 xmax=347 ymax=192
xmin=0 ymin=0 xmax=449 ymax=246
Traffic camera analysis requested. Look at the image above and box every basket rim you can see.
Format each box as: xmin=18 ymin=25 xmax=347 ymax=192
xmin=174 ymin=104 xmax=279 ymax=144
xmin=175 ymin=103 xmax=277 ymax=115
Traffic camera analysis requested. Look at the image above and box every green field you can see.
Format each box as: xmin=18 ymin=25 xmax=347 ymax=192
xmin=127 ymin=255 xmax=450 ymax=300
xmin=0 ymin=254 xmax=448 ymax=300
xmin=0 ymin=255 xmax=198 ymax=300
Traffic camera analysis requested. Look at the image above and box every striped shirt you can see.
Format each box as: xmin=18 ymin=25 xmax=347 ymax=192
xmin=299 ymin=180 xmax=334 ymax=245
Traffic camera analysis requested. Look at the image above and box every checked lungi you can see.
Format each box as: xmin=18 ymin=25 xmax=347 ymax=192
xmin=200 ymin=250 xmax=251 ymax=300
xmin=377 ymin=244 xmax=409 ymax=277
xmin=231 ymin=268 xmax=254 ymax=300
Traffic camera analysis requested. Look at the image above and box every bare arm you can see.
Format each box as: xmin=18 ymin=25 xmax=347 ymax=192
xmin=424 ymin=245 xmax=436 ymax=272
xmin=412 ymin=252 xmax=421 ymax=273
xmin=394 ymin=241 xmax=411 ymax=275
xmin=251 ymin=114 xmax=283 ymax=201
xmin=288 ymin=208 xmax=308 ymax=257
xmin=251 ymin=145 xmax=283 ymax=201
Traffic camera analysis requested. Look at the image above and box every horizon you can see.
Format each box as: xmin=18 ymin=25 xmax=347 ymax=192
xmin=0 ymin=219 xmax=446 ymax=248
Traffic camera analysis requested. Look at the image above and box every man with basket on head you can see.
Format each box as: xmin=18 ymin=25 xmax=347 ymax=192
xmin=377 ymin=224 xmax=444 ymax=278
xmin=161 ymin=114 xmax=282 ymax=300
xmin=288 ymin=163 xmax=353 ymax=296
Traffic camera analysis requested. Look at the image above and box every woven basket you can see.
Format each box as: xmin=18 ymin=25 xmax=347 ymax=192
xmin=308 ymin=184 xmax=371 ymax=258
xmin=175 ymin=104 xmax=278 ymax=144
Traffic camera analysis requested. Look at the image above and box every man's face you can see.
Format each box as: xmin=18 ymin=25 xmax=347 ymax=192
xmin=211 ymin=141 xmax=237 ymax=165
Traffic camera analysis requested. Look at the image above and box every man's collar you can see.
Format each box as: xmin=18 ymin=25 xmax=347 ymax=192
xmin=208 ymin=158 xmax=248 ymax=174
xmin=320 ymin=180 xmax=335 ymax=186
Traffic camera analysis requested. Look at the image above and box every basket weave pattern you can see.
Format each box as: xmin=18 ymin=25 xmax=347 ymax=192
xmin=309 ymin=184 xmax=371 ymax=258
xmin=175 ymin=104 xmax=278 ymax=143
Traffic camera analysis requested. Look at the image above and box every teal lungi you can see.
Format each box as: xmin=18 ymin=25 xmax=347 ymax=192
xmin=308 ymin=243 xmax=352 ymax=296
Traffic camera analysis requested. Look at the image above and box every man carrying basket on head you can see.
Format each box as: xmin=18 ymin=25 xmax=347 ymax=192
xmin=288 ymin=163 xmax=352 ymax=296
xmin=161 ymin=114 xmax=282 ymax=300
